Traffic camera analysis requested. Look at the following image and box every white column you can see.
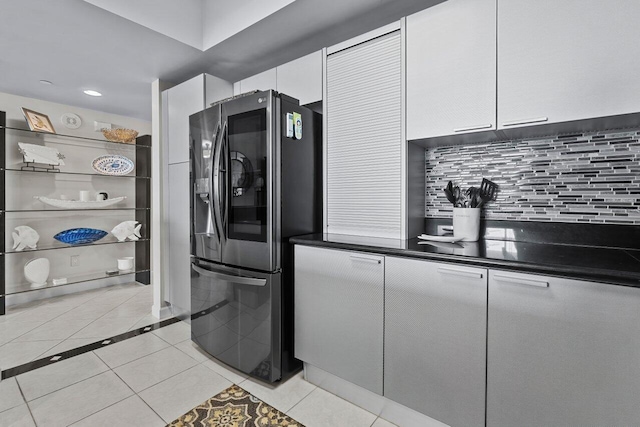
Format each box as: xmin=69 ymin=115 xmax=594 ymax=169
xmin=151 ymin=79 xmax=174 ymax=319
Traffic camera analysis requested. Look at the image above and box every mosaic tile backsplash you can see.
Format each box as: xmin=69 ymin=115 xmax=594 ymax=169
xmin=425 ymin=129 xmax=640 ymax=225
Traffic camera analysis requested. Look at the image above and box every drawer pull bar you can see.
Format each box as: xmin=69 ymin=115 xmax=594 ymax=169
xmin=437 ymin=266 xmax=483 ymax=279
xmin=502 ymin=117 xmax=548 ymax=127
xmin=349 ymin=255 xmax=381 ymax=264
xmin=453 ymin=124 xmax=493 ymax=133
xmin=493 ymin=274 xmax=549 ymax=288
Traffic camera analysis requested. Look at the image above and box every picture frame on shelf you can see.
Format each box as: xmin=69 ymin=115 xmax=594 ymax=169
xmin=21 ymin=107 xmax=56 ymax=133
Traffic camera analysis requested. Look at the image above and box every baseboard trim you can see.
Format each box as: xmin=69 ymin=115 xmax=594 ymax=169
xmin=152 ymin=303 xmax=173 ymax=320
xmin=303 ymin=363 xmax=448 ymax=427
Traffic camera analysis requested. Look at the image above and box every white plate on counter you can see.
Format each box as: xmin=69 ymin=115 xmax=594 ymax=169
xmin=417 ymin=234 xmax=463 ymax=243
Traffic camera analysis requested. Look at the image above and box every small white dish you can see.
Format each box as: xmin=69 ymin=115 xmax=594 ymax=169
xmin=117 ymin=257 xmax=134 ymax=271
xmin=417 ymin=234 xmax=463 ymax=243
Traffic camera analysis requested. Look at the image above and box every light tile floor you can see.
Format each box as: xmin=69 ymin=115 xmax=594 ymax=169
xmin=0 ymin=283 xmax=153 ymax=371
xmin=0 ymin=319 xmax=397 ymax=427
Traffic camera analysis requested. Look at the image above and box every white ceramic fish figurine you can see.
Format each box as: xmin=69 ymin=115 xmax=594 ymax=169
xmin=111 ymin=221 xmax=142 ymax=242
xmin=12 ymin=226 xmax=40 ymax=251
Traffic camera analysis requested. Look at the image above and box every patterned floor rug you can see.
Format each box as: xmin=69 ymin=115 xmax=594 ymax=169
xmin=167 ymin=384 xmax=305 ymax=427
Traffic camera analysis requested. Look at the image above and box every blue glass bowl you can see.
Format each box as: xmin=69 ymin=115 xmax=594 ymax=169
xmin=54 ymin=228 xmax=108 ymax=245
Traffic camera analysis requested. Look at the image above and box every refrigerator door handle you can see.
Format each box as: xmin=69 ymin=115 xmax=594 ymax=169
xmin=220 ymin=121 xmax=229 ymax=231
xmin=212 ymin=122 xmax=226 ymax=242
xmin=205 ymin=123 xmax=220 ymax=240
xmin=192 ymin=263 xmax=267 ymax=287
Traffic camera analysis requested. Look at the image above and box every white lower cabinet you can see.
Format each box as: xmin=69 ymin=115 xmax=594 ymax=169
xmin=294 ymin=245 xmax=384 ymax=394
xmin=487 ymin=270 xmax=640 ymax=426
xmin=385 ymin=257 xmax=487 ymax=427
xmin=295 ymin=246 xmax=640 ymax=426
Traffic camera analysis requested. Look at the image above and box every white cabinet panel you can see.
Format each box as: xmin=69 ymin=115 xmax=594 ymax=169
xmin=167 ymin=162 xmax=191 ymax=318
xmin=407 ymin=0 xmax=496 ymax=140
xmin=385 ymin=257 xmax=487 ymax=427
xmin=487 ymin=270 xmax=640 ymax=426
xmin=205 ymin=74 xmax=233 ymax=107
xmin=294 ymin=245 xmax=384 ymax=394
xmin=498 ymin=0 xmax=640 ymax=129
xmin=166 ymin=75 xmax=205 ymax=164
xmin=239 ymin=68 xmax=277 ymax=94
xmin=277 ymin=51 xmax=322 ymax=105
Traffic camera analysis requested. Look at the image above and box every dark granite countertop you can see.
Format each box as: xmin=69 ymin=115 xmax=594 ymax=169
xmin=290 ymin=233 xmax=640 ymax=288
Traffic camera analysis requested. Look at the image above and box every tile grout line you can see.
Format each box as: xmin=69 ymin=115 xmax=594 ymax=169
xmin=62 ymin=286 xmax=150 ymax=341
xmin=131 ymin=351 xmax=202 ymax=395
xmin=23 ymin=369 xmax=109 ymax=407
xmin=4 ymin=284 xmax=144 ymax=362
xmin=15 ymin=376 xmax=38 ymax=427
xmin=1 ymin=318 xmax=180 ymax=380
xmin=273 ymin=382 xmax=317 ymax=415
xmin=16 ymin=330 xmax=170 ymax=425
xmin=108 ymin=356 xmax=184 ymax=424
xmin=92 ymin=342 xmax=171 ymax=372
xmin=71 ymin=365 xmax=165 ymax=426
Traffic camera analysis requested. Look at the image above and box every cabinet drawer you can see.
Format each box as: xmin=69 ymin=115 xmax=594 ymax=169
xmin=294 ymin=245 xmax=384 ymax=394
xmin=385 ymin=257 xmax=487 ymax=427
xmin=487 ymin=270 xmax=640 ymax=426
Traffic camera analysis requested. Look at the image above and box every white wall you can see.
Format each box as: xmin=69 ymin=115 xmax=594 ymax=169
xmin=83 ymin=0 xmax=203 ymax=49
xmin=0 ymin=92 xmax=151 ymax=139
xmin=202 ymin=0 xmax=295 ymax=50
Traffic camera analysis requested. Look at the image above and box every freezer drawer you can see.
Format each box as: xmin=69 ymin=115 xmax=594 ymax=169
xmin=191 ymin=258 xmax=281 ymax=382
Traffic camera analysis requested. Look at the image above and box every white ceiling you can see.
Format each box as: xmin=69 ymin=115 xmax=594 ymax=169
xmin=0 ymin=0 xmax=443 ymax=121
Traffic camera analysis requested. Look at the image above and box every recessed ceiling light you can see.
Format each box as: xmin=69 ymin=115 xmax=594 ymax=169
xmin=39 ymin=80 xmax=53 ymax=85
xmin=83 ymin=90 xmax=102 ymax=97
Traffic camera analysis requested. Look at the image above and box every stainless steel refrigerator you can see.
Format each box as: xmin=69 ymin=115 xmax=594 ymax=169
xmin=189 ymin=90 xmax=322 ymax=382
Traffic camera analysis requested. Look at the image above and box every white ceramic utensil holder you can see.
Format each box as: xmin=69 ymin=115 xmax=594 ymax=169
xmin=453 ymin=208 xmax=481 ymax=242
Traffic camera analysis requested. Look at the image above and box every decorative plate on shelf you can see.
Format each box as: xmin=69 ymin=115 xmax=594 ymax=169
xmin=54 ymin=228 xmax=108 ymax=245
xmin=18 ymin=142 xmax=66 ymax=166
xmin=92 ymin=155 xmax=134 ymax=175
xmin=34 ymin=196 xmax=127 ymax=209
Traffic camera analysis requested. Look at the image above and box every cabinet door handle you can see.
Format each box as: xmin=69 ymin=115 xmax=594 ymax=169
xmin=437 ymin=266 xmax=483 ymax=279
xmin=502 ymin=117 xmax=548 ymax=127
xmin=493 ymin=273 xmax=549 ymax=288
xmin=349 ymin=255 xmax=382 ymax=264
xmin=453 ymin=124 xmax=493 ymax=133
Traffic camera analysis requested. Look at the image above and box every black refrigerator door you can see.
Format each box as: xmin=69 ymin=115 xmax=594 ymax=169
xmin=191 ymin=258 xmax=282 ymax=382
xmin=190 ymin=106 xmax=223 ymax=262
xmin=219 ymin=91 xmax=278 ymax=272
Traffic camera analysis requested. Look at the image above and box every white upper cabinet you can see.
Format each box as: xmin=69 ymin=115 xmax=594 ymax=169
xmin=325 ymin=30 xmax=403 ymax=239
xmin=498 ymin=0 xmax=640 ymax=129
xmin=166 ymin=74 xmax=206 ymax=164
xmin=407 ymin=0 xmax=496 ymax=140
xmin=165 ymin=74 xmax=231 ymax=164
xmin=205 ymin=74 xmax=233 ymax=106
xmin=277 ymin=50 xmax=322 ymax=105
xmin=239 ymin=68 xmax=277 ymax=94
